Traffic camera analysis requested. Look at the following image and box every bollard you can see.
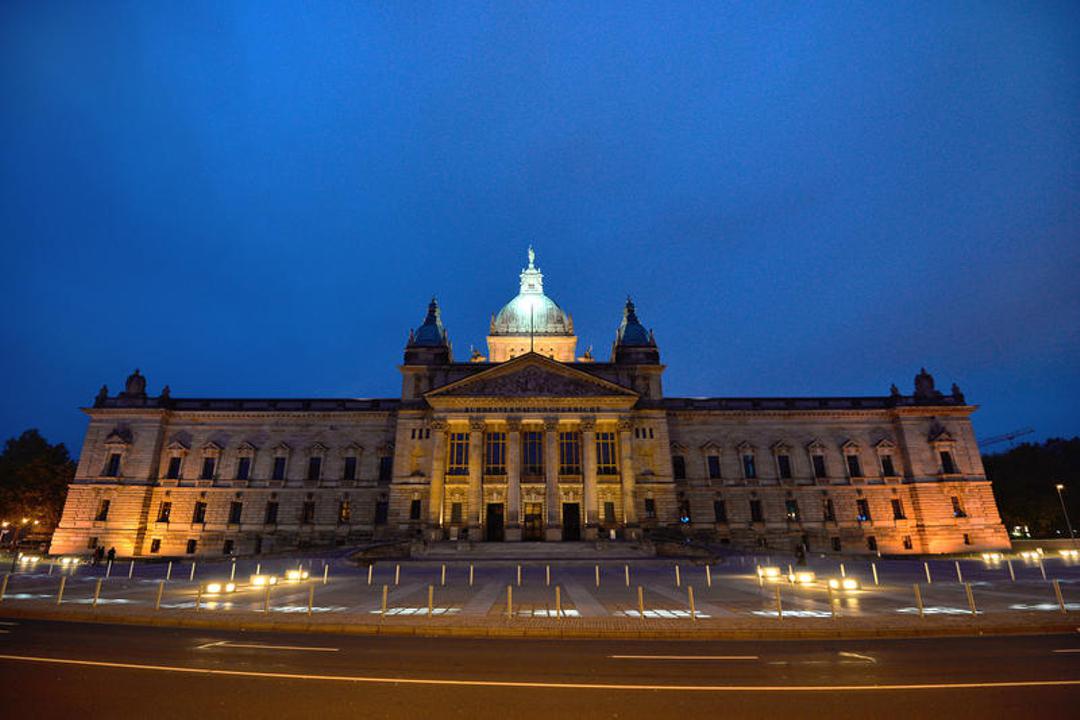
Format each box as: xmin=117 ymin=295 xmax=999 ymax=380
xmin=625 ymin=564 xmax=630 ymax=588
xmin=231 ymin=561 xmax=237 ymax=582
xmin=774 ymin=585 xmax=783 ymax=620
xmin=545 ymin=565 xmax=550 ymax=587
xmin=380 ymin=585 xmax=388 ymax=617
xmin=92 ymin=578 xmax=103 ymax=607
xmin=1039 ymin=560 xmax=1047 ymax=582
xmin=395 ymin=564 xmax=400 ymax=586
xmin=323 ymin=565 xmax=329 ymax=585
xmin=129 ymin=560 xmax=135 ymax=579
xmin=637 ymin=585 xmax=645 ymax=620
xmin=48 ymin=560 xmax=54 ymax=576
xmin=924 ymin=561 xmax=932 ymax=584
xmin=787 ymin=563 xmax=793 ymax=577
xmin=506 ymin=585 xmax=513 ymax=619
xmin=56 ymin=576 xmax=67 ymax=605
xmin=263 ymin=585 xmax=271 ymax=613
xmin=964 ymin=582 xmax=976 ymax=616
xmin=827 ymin=584 xmax=836 ymax=618
xmin=189 ymin=562 xmax=196 ymax=582
xmin=0 ymin=573 xmax=8 ymax=602
xmin=1052 ymin=579 xmax=1066 ymax=613
xmin=871 ymin=562 xmax=879 ymax=586
xmin=955 ymin=560 xmax=963 ymax=583
xmin=688 ymin=586 xmax=696 ymax=621
xmin=595 ymin=565 xmax=600 ymax=588
xmin=757 ymin=571 xmax=764 ymax=588
xmin=517 ymin=565 xmax=522 ymax=587
xmin=155 ymin=580 xmax=165 ymax=610
xmin=440 ymin=564 xmax=446 ymax=587
xmin=166 ymin=561 xmax=173 ymax=581
xmin=255 ymin=562 xmax=261 ymax=575
xmin=428 ymin=585 xmax=433 ymax=617
xmin=555 ymin=585 xmax=562 ymax=618
xmin=195 ymin=585 xmax=202 ymax=612
xmin=706 ymin=565 xmax=712 ymax=588
xmin=469 ymin=564 xmax=474 ymax=587
xmin=367 ymin=564 xmax=373 ymax=585
xmin=1007 ymin=560 xmax=1015 ymax=582
xmin=840 ymin=562 xmax=846 ymax=578
xmin=307 ymin=585 xmax=315 ymax=616
xmin=675 ymin=564 xmax=681 ymax=588
xmin=913 ymin=583 xmax=924 ymax=618
xmin=106 ymin=560 xmax=112 ymax=579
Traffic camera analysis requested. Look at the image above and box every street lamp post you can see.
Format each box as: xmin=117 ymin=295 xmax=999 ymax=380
xmin=1055 ymin=483 xmax=1077 ymax=549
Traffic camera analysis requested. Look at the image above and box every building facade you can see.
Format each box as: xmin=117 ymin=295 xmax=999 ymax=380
xmin=51 ymin=250 xmax=1010 ymax=557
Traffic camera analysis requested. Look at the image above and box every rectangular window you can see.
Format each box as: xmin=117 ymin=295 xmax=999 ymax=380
xmin=342 ymin=456 xmax=357 ymax=481
xmin=374 ymin=500 xmax=389 ymax=525
xmin=253 ymin=536 xmax=263 ymax=555
xmin=485 ymin=431 xmax=507 ymax=475
xmin=846 ymin=454 xmax=862 ymax=478
xmin=903 ymin=535 xmax=913 ymax=550
xmin=166 ymin=456 xmax=182 ymax=479
xmin=867 ymin=536 xmax=878 ymax=552
xmin=150 ymin=538 xmax=161 ymax=554
xmin=104 ymin=453 xmax=121 ymax=477
xmin=785 ymin=499 xmax=800 ymax=522
xmin=951 ymin=496 xmax=966 ymax=518
xmin=235 ymin=457 xmax=251 ymax=481
xmin=812 ymin=454 xmax=827 ymax=479
xmin=672 ymin=455 xmax=686 ymax=480
xmin=831 ymin=536 xmax=841 ymax=552
xmin=742 ymin=454 xmax=757 ymax=479
xmin=338 ymin=500 xmax=351 ymax=524
xmin=272 ymin=457 xmax=287 ymax=481
xmin=409 ymin=499 xmax=422 ymax=521
xmin=223 ymin=539 xmax=235 ymax=555
xmin=186 ymin=539 xmax=197 ymax=555
xmin=603 ymin=501 xmax=616 ymax=523
xmin=95 ymin=499 xmax=110 ymax=522
xmin=713 ymin=499 xmax=727 ymax=523
xmin=200 ymin=457 xmax=216 ymax=480
xmin=558 ymin=431 xmax=581 ymax=475
xmin=856 ymin=498 xmax=871 ymax=522
xmin=644 ymin=498 xmax=657 ymax=519
xmin=777 ymin=454 xmax=792 ymax=479
xmin=192 ymin=501 xmax=207 ymax=524
xmin=228 ymin=501 xmax=243 ymax=524
xmin=940 ymin=451 xmax=957 ymax=474
xmin=749 ymin=499 xmax=764 ymax=522
xmin=963 ymin=533 xmax=971 ymax=545
xmin=522 ymin=431 xmax=544 ymax=475
xmin=447 ymin=432 xmax=470 ymax=475
xmin=264 ymin=501 xmax=279 ymax=524
xmin=157 ymin=501 xmax=172 ymax=523
xmin=596 ymin=432 xmax=619 ymax=475
xmin=301 ymin=501 xmax=315 ymax=524
xmin=880 ymin=454 xmax=896 ymax=477
xmin=87 ymin=536 xmax=99 ymax=550
xmin=450 ymin=502 xmax=463 ymax=524
xmin=891 ymin=499 xmax=906 ymax=519
xmin=707 ymin=455 xmax=722 ymax=480
xmin=307 ymin=456 xmax=322 ymax=482
xmin=823 ymin=498 xmax=836 ymax=522
xmin=378 ymin=456 xmax=393 ymax=482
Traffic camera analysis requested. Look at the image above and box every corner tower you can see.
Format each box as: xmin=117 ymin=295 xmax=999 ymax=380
xmin=487 ymin=247 xmax=577 ymax=362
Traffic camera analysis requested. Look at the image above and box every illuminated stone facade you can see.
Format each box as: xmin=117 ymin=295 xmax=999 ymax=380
xmin=51 ymin=251 xmax=1009 ymax=557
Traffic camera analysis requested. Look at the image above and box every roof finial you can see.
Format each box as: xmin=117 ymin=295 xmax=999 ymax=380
xmin=527 ymin=245 xmax=535 ymax=269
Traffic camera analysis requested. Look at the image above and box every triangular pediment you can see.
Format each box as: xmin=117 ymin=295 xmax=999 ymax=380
xmin=426 ymin=353 xmax=637 ymax=401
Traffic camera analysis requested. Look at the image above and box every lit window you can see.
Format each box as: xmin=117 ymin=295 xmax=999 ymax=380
xmin=558 ymin=431 xmax=581 ymax=475
xmin=447 ymin=433 xmax=470 ymax=476
xmin=785 ymin=499 xmax=800 ymax=522
xmin=856 ymin=498 xmax=871 ymax=522
xmin=522 ymin=431 xmax=544 ymax=475
xmin=596 ymin=432 xmax=619 ymax=475
xmin=485 ymin=432 xmax=507 ymax=475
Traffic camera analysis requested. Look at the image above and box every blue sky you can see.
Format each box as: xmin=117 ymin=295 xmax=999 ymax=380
xmin=1 ymin=1 xmax=1077 ymax=455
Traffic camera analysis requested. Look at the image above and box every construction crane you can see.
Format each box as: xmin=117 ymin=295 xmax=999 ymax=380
xmin=978 ymin=427 xmax=1035 ymax=449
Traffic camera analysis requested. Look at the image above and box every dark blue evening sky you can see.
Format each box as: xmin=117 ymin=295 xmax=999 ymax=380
xmin=1 ymin=1 xmax=1078 ymax=455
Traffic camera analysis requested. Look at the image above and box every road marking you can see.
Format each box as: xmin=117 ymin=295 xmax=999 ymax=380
xmin=838 ymin=652 xmax=876 ymax=663
xmin=197 ymin=641 xmax=339 ymax=652
xmin=0 ymin=621 xmax=17 ymax=626
xmin=0 ymin=654 xmax=1077 ymax=692
xmin=609 ymin=655 xmax=758 ymax=661
xmin=1052 ymin=649 xmax=1080 ymax=654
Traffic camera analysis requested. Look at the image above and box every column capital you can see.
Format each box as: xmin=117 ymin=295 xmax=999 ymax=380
xmin=579 ymin=416 xmax=597 ymax=432
xmin=616 ymin=418 xmax=633 ymax=433
xmin=506 ymin=417 xmax=522 ymax=432
xmin=429 ymin=419 xmax=449 ymax=431
xmin=469 ymin=417 xmax=486 ymax=432
xmin=543 ymin=417 xmax=560 ymax=432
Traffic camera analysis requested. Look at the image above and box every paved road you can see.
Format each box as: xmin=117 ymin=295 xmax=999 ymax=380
xmin=0 ymin=617 xmax=1077 ymax=718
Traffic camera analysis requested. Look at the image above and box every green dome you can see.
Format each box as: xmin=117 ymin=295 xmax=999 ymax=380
xmin=490 ymin=248 xmax=574 ymax=337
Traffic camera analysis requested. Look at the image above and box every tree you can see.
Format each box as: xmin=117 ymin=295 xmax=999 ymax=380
xmin=984 ymin=437 xmax=1080 ymax=537
xmin=0 ymin=429 xmax=76 ymax=530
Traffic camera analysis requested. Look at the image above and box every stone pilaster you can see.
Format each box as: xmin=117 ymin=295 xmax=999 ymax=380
xmin=618 ymin=418 xmax=638 ymax=531
xmin=505 ymin=417 xmax=522 ymax=541
xmin=581 ymin=416 xmax=598 ymax=539
xmin=544 ymin=418 xmax=561 ymax=541
xmin=428 ymin=419 xmax=447 ymax=539
xmin=467 ymin=418 xmax=485 ymax=534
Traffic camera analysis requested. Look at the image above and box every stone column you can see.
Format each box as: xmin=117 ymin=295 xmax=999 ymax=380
xmin=544 ymin=418 xmax=561 ymax=541
xmin=617 ymin=418 xmax=638 ymax=532
xmin=427 ymin=420 xmax=448 ymax=539
xmin=581 ymin=417 xmax=598 ymax=539
xmin=467 ymin=418 xmax=485 ymax=536
xmin=505 ymin=418 xmax=522 ymax=541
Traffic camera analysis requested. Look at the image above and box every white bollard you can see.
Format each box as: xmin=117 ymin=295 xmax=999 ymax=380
xmin=394 ymin=564 xmax=400 ymax=586
xmin=1052 ymin=579 xmax=1066 ymax=613
xmin=307 ymin=585 xmax=315 ymax=616
xmin=166 ymin=561 xmax=173 ymax=581
xmin=264 ymin=585 xmax=271 ymax=613
xmin=129 ymin=560 xmax=135 ymax=579
xmin=0 ymin=573 xmax=8 ymax=602
xmin=545 ymin=565 xmax=550 ymax=587
xmin=913 ymin=583 xmax=924 ymax=618
xmin=48 ymin=560 xmax=54 ymax=576
xmin=625 ymin=564 xmax=630 ymax=587
xmin=688 ymin=586 xmax=696 ymax=621
xmin=230 ymin=561 xmax=237 ymax=582
xmin=189 ymin=562 xmax=196 ymax=582
xmin=1007 ymin=560 xmax=1015 ymax=582
xmin=256 ymin=562 xmax=261 ymax=575
xmin=56 ymin=576 xmax=66 ymax=605
xmin=469 ymin=564 xmax=474 ymax=587
xmin=965 ymin=582 xmax=976 ymax=616
xmin=322 ymin=565 xmax=329 ymax=585
xmin=106 ymin=560 xmax=112 ymax=579
xmin=924 ymin=561 xmax=932 ymax=584
xmin=706 ymin=565 xmax=712 ymax=588
xmin=367 ymin=564 xmax=373 ymax=585
xmin=428 ymin=585 xmax=434 ymax=617
xmin=380 ymin=585 xmax=388 ymax=616
xmin=871 ymin=562 xmax=878 ymax=586
xmin=827 ymin=584 xmax=836 ymax=618
xmin=155 ymin=580 xmax=165 ymax=610
xmin=1039 ymin=560 xmax=1047 ymax=582
xmin=595 ymin=565 xmax=600 ymax=588
xmin=839 ymin=562 xmax=846 ymax=578
xmin=955 ymin=560 xmax=963 ymax=583
xmin=517 ymin=565 xmax=522 ymax=587
xmin=92 ymin=578 xmax=103 ymax=607
xmin=506 ymin=585 xmax=513 ymax=619
xmin=440 ymin=564 xmax=446 ymax=586
xmin=555 ymin=585 xmax=562 ymax=618
xmin=774 ymin=585 xmax=783 ymax=620
xmin=675 ymin=564 xmax=681 ymax=588
xmin=637 ymin=585 xmax=645 ymax=619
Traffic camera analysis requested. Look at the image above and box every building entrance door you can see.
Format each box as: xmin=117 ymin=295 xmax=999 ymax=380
xmin=522 ymin=502 xmax=544 ymax=541
xmin=562 ymin=503 xmax=581 ymax=541
xmin=485 ymin=504 xmax=505 ymax=542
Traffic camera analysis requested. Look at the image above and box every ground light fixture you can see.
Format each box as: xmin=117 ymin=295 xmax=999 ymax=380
xmin=284 ymin=569 xmax=310 ymax=582
xmin=981 ymin=552 xmax=1004 ymax=563
xmin=1059 ymin=549 xmax=1080 ymax=560
xmin=788 ymin=570 xmax=816 ymax=585
xmin=203 ymin=582 xmax=236 ymax=595
xmin=249 ymin=574 xmax=278 ymax=587
xmin=827 ymin=577 xmax=860 ymax=591
xmin=59 ymin=557 xmax=79 ymax=566
xmin=756 ymin=566 xmax=783 ymax=580
xmin=17 ymin=554 xmax=41 ymax=565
